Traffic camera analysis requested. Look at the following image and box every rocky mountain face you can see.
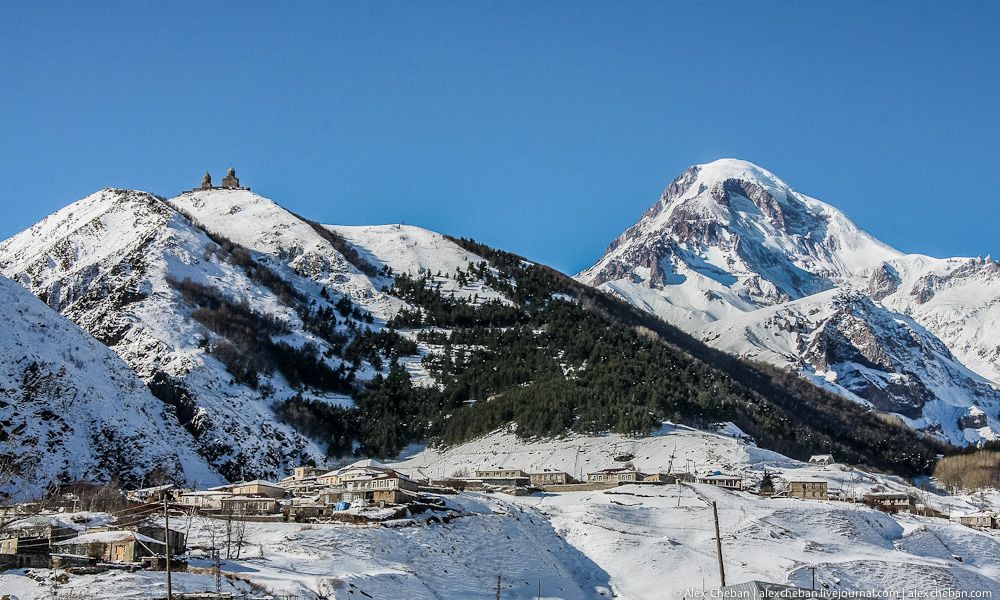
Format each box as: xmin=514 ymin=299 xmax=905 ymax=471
xmin=0 ymin=273 xmax=222 ymax=499
xmin=2 ymin=181 xmax=948 ymax=481
xmin=0 ymin=187 xmax=506 ymax=482
xmin=579 ymin=159 xmax=1000 ymax=445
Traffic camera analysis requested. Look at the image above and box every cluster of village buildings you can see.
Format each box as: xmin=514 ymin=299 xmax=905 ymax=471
xmin=2 ymin=453 xmax=997 ymax=574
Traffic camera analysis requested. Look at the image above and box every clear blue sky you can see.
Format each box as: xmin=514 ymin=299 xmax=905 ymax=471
xmin=1 ymin=2 xmax=997 ymax=274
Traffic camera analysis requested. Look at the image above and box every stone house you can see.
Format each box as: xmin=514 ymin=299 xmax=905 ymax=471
xmin=53 ymin=530 xmax=166 ymax=563
xmin=229 ymin=480 xmax=286 ymax=499
xmin=862 ymin=491 xmax=914 ymax=513
xmin=529 ymin=471 xmax=578 ymax=486
xmin=642 ymin=473 xmax=680 ymax=484
xmin=318 ymin=487 xmax=347 ymax=505
xmin=808 ymin=454 xmax=835 ymax=466
xmin=475 ymin=468 xmax=528 ymax=479
xmin=279 ymin=466 xmax=326 ymax=496
xmin=473 ymin=469 xmax=531 ymax=487
xmin=696 ymin=473 xmax=743 ymax=490
xmin=787 ymin=479 xmax=829 ymax=500
xmin=219 ymin=495 xmax=280 ymax=515
xmin=0 ymin=515 xmax=79 ymax=567
xmin=133 ymin=525 xmax=186 ymax=554
xmin=179 ymin=490 xmax=232 ymax=510
xmin=587 ymin=466 xmax=644 ymax=484
xmin=958 ymin=510 xmax=996 ymax=529
xmin=341 ymin=467 xmax=420 ymax=504
xmin=0 ymin=536 xmax=52 ymax=568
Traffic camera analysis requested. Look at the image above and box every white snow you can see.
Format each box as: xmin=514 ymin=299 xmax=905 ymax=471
xmin=0 ymin=273 xmax=223 ymax=499
xmin=578 ymin=159 xmax=1000 ymax=444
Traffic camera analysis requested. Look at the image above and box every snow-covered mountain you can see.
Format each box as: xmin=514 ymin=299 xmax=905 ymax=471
xmin=579 ymin=159 xmax=1000 ymax=445
xmin=0 ymin=273 xmax=222 ymax=499
xmin=0 ymin=187 xmax=504 ymax=482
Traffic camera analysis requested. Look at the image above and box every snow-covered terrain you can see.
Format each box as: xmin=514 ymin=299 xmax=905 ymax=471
xmin=393 ymin=426 xmax=1000 ymax=597
xmin=579 ymin=159 xmax=1000 ymax=444
xmin=0 ymin=273 xmax=222 ymax=498
xmin=5 ymin=428 xmax=996 ymax=599
xmin=0 ymin=189 xmax=342 ymax=481
xmin=0 ymin=187 xmax=506 ymax=482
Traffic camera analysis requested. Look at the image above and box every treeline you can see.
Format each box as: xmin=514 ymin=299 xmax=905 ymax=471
xmin=430 ymin=237 xmax=944 ymax=475
xmin=933 ymin=450 xmax=1000 ymax=492
xmin=387 ymin=272 xmax=524 ymax=328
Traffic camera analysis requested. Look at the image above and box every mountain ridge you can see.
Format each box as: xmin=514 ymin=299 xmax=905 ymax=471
xmin=0 ymin=178 xmax=948 ymax=490
xmin=579 ymin=159 xmax=1000 ymax=445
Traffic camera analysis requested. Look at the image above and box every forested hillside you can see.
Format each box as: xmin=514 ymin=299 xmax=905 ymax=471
xmin=288 ymin=235 xmax=944 ymax=475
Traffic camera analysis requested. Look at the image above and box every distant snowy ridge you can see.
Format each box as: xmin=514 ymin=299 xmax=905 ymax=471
xmin=579 ymin=159 xmax=1000 ymax=445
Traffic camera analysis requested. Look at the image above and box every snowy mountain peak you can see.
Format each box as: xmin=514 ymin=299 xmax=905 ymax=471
xmin=581 ymin=159 xmax=901 ymax=320
xmin=580 ymin=159 xmax=1000 ymax=445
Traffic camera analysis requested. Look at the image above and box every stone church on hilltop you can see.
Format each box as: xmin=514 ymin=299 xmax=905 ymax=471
xmin=197 ymin=167 xmax=249 ymax=191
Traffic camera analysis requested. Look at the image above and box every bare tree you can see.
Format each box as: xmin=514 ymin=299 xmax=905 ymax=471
xmin=231 ymin=507 xmax=249 ymax=559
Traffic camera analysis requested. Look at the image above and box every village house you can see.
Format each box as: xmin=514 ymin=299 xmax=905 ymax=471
xmin=808 ymin=454 xmax=835 ymax=466
xmin=53 ymin=530 xmax=167 ymax=563
xmin=862 ymin=491 xmax=914 ymax=513
xmin=285 ymin=497 xmax=335 ymax=521
xmin=229 ymin=480 xmax=286 ymax=500
xmin=696 ymin=472 xmax=743 ymax=490
xmin=473 ymin=469 xmax=532 ymax=487
xmin=528 ymin=470 xmax=578 ymax=486
xmin=279 ymin=466 xmax=326 ymax=496
xmin=787 ymin=479 xmax=829 ymax=500
xmin=642 ymin=472 xmax=682 ymax=484
xmin=220 ymin=495 xmax=280 ymax=516
xmin=957 ymin=510 xmax=996 ymax=529
xmin=339 ymin=464 xmax=421 ymax=505
xmin=126 ymin=484 xmax=175 ymax=504
xmin=315 ymin=469 xmax=343 ymax=488
xmin=587 ymin=466 xmax=644 ymax=485
xmin=132 ymin=525 xmax=186 ymax=555
xmin=0 ymin=536 xmax=51 ymax=568
xmin=179 ymin=490 xmax=232 ymax=511
xmin=913 ymin=503 xmax=948 ymax=518
xmin=0 ymin=515 xmax=79 ymax=567
xmin=317 ymin=487 xmax=347 ymax=505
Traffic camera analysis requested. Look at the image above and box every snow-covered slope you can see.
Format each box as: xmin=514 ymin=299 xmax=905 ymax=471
xmin=0 ymin=273 xmax=222 ymax=499
xmin=0 ymin=189 xmax=350 ymax=480
xmin=4 ymin=428 xmax=995 ymax=599
xmin=327 ymin=224 xmax=511 ymax=305
xmin=169 ymin=189 xmax=405 ymax=319
xmin=580 ymin=159 xmax=1000 ymax=445
xmin=392 ymin=427 xmax=999 ymax=597
xmin=0 ymin=187 xmax=506 ymax=482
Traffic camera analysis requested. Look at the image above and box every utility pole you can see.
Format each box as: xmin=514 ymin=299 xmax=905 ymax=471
xmin=811 ymin=566 xmax=816 ymax=590
xmin=495 ymin=574 xmax=502 ymax=600
xmin=214 ymin=547 xmax=222 ymax=593
xmin=712 ymin=501 xmax=726 ymax=587
xmin=164 ymin=498 xmax=173 ymax=600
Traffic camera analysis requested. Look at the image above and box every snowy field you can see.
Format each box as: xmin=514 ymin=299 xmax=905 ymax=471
xmin=3 ymin=426 xmax=998 ymax=599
